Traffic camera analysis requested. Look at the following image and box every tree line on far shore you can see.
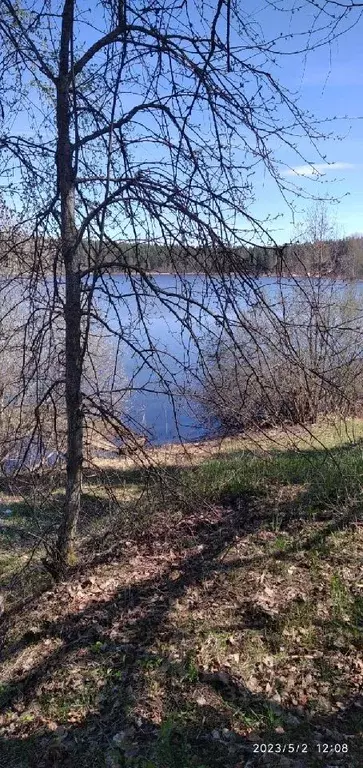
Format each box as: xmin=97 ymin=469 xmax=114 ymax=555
xmin=1 ymin=233 xmax=363 ymax=279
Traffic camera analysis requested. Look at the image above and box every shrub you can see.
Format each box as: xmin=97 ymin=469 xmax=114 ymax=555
xmin=199 ymin=280 xmax=363 ymax=432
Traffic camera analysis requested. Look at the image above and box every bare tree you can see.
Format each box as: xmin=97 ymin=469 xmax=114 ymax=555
xmin=0 ymin=0 xmax=353 ymax=575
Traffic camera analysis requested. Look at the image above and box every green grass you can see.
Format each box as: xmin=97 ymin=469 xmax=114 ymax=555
xmin=189 ymin=441 xmax=363 ymax=512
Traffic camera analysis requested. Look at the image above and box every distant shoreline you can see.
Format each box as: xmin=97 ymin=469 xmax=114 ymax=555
xmin=1 ymin=269 xmax=359 ymax=282
xmin=105 ymin=270 xmax=357 ymax=281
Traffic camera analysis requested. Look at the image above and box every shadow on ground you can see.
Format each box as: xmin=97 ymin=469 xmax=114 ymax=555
xmin=0 ymin=440 xmax=362 ymax=767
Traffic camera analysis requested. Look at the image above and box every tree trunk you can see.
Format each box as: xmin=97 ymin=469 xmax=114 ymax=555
xmin=54 ymin=0 xmax=83 ymax=575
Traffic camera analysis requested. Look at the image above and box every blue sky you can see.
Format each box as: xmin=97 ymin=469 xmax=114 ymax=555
xmin=2 ymin=1 xmax=363 ymax=245
xmin=247 ymin=5 xmax=363 ymax=242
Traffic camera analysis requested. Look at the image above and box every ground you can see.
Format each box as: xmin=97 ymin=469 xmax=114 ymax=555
xmin=0 ymin=417 xmax=362 ymax=767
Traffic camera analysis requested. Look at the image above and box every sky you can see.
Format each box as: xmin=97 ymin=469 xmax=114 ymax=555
xmin=245 ymin=3 xmax=363 ymax=243
xmin=2 ymin=0 xmax=363 ymax=246
xmin=56 ymin=1 xmax=363 ymax=244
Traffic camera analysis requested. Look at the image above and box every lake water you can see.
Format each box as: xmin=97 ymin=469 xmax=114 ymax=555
xmin=1 ymin=271 xmax=358 ymax=468
xmin=94 ymin=272 xmax=227 ymax=445
xmin=93 ymin=273 xmax=359 ymax=445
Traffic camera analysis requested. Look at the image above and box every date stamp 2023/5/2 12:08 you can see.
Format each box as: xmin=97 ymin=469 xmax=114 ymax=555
xmin=252 ymin=742 xmax=349 ymax=756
